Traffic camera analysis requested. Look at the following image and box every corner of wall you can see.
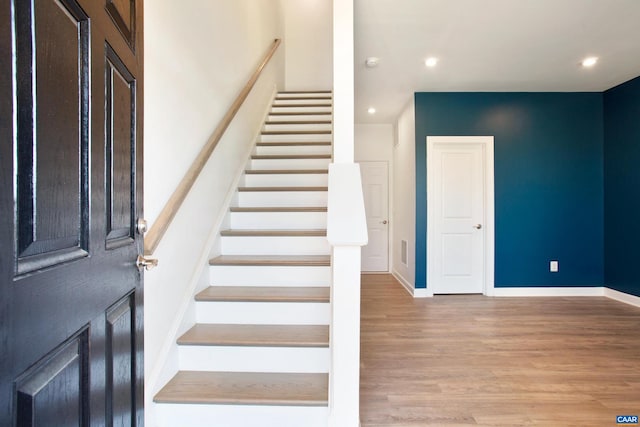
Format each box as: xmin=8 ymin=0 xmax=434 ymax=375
xmin=391 ymin=100 xmax=416 ymax=287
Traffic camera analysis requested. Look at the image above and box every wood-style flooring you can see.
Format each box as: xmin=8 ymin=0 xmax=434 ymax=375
xmin=360 ymin=274 xmax=640 ymax=426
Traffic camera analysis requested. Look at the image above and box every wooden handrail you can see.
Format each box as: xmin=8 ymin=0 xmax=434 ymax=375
xmin=144 ymin=38 xmax=282 ymax=255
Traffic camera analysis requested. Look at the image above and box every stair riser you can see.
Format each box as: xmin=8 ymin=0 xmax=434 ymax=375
xmin=270 ymin=106 xmax=332 ymax=114
xmin=230 ymin=212 xmax=327 ymax=230
xmin=250 ymin=158 xmax=331 ymax=170
xmin=196 ymin=302 xmax=330 ymax=325
xmin=209 ymin=265 xmax=330 ymax=286
xmin=268 ymin=114 xmax=331 ymax=122
xmin=254 ymin=145 xmax=332 ymax=156
xmin=263 ymin=123 xmax=332 ymax=132
xmin=237 ymin=191 xmax=327 ymax=207
xmin=259 ymin=133 xmax=332 ymax=143
xmin=273 ymin=99 xmax=332 ymax=106
xmin=179 ymin=346 xmax=329 ymax=373
xmin=220 ymin=236 xmax=330 ymax=256
xmin=155 ymin=404 xmax=328 ymax=427
xmin=277 ymin=92 xmax=331 ymax=98
xmin=243 ymin=173 xmax=328 ymax=187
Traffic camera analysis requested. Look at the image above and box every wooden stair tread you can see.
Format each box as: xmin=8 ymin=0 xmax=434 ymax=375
xmin=196 ymin=286 xmax=330 ymax=303
xmin=269 ymin=111 xmax=331 ymax=116
xmin=272 ymin=103 xmax=332 ymax=108
xmin=261 ymin=130 xmax=332 ymax=135
xmin=279 ymin=90 xmax=332 ymax=94
xmin=238 ymin=186 xmax=328 ymax=192
xmin=251 ymin=154 xmax=331 ymax=159
xmin=230 ymin=207 xmax=327 ymax=213
xmin=178 ymin=324 xmax=329 ymax=347
xmin=154 ymin=371 xmax=328 ymax=406
xmin=220 ymin=229 xmax=326 ymax=237
xmin=256 ymin=141 xmax=331 ymax=146
xmin=244 ymin=169 xmax=328 ymax=174
xmin=265 ymin=120 xmax=331 ymax=125
xmin=210 ymin=255 xmax=330 ymax=266
xmin=275 ymin=97 xmax=332 ymax=101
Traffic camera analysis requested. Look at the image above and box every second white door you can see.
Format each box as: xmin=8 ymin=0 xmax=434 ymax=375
xmin=429 ymin=140 xmax=486 ymax=294
xmin=360 ymin=161 xmax=389 ymax=272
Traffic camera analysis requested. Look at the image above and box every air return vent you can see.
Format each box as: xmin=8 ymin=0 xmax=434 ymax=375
xmin=401 ymin=240 xmax=408 ymax=266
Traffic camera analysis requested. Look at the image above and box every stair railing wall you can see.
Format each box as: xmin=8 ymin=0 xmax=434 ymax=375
xmin=327 ymin=164 xmax=367 ymax=427
xmin=144 ymin=38 xmax=282 ymax=256
xmin=328 ymin=1 xmax=365 ymax=426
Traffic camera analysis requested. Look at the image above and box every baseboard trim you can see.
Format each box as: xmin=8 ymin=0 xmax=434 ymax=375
xmin=604 ymin=287 xmax=640 ymax=308
xmin=391 ymin=271 xmax=433 ymax=298
xmin=492 ymin=287 xmax=605 ymax=297
xmin=386 ymin=278 xmax=640 ymax=307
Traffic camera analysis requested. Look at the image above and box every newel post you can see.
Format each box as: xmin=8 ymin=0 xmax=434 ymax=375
xmin=327 ymin=163 xmax=367 ymax=427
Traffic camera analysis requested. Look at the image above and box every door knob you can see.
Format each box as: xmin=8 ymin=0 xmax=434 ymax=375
xmin=136 ymin=255 xmax=158 ymax=271
xmin=381 ymin=220 xmax=388 ymax=225
xmin=136 ymin=218 xmax=148 ymax=234
xmin=473 ymin=224 xmax=482 ymax=229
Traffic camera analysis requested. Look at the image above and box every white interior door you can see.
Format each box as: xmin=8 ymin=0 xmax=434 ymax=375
xmin=360 ymin=161 xmax=389 ymax=272
xmin=430 ymin=141 xmax=486 ymax=293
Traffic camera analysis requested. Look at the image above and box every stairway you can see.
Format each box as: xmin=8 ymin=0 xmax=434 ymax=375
xmin=154 ymin=91 xmax=333 ymax=427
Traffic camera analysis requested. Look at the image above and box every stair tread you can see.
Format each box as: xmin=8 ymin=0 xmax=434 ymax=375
xmin=252 ymin=154 xmax=331 ymax=159
xmin=275 ymin=97 xmax=332 ymax=101
xmin=261 ymin=130 xmax=332 ymax=135
xmin=265 ymin=120 xmax=332 ymax=125
xmin=245 ymin=169 xmax=328 ymax=174
xmin=210 ymin=255 xmax=330 ymax=266
xmin=221 ymin=229 xmax=326 ymax=237
xmin=196 ymin=286 xmax=330 ymax=303
xmin=256 ymin=141 xmax=331 ymax=146
xmin=154 ymin=371 xmax=328 ymax=406
xmin=230 ymin=207 xmax=327 ymax=212
xmin=269 ymin=112 xmax=332 ymax=116
xmin=238 ymin=186 xmax=328 ymax=192
xmin=279 ymin=90 xmax=332 ymax=94
xmin=178 ymin=324 xmax=329 ymax=347
xmin=272 ymin=103 xmax=332 ymax=108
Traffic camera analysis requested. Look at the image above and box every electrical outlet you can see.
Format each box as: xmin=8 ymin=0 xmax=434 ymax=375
xmin=550 ymin=260 xmax=559 ymax=273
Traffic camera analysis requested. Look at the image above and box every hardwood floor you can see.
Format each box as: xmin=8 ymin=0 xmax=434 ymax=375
xmin=360 ymin=274 xmax=640 ymax=426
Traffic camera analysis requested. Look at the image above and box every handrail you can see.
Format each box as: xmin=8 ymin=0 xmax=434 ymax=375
xmin=144 ymin=38 xmax=282 ymax=255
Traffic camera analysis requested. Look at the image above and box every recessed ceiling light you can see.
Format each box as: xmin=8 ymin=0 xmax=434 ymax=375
xmin=365 ymin=57 xmax=380 ymax=68
xmin=582 ymin=57 xmax=598 ymax=67
xmin=425 ymin=57 xmax=439 ymax=67
xmin=367 ymin=107 xmax=376 ymax=115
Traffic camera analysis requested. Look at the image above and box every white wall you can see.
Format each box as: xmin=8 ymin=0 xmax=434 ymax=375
xmin=144 ymin=1 xmax=285 ymax=424
xmin=392 ymin=101 xmax=416 ymax=289
xmin=280 ymin=0 xmax=333 ymax=91
xmin=355 ymin=124 xmax=393 ymax=273
xmin=355 ymin=124 xmax=394 ymax=162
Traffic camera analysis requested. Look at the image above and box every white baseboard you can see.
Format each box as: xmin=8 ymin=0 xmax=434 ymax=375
xmin=492 ymin=287 xmax=605 ymax=297
xmin=391 ymin=271 xmax=433 ymax=298
xmin=388 ymin=277 xmax=640 ymax=307
xmin=413 ymin=287 xmax=433 ymax=298
xmin=604 ymin=287 xmax=640 ymax=308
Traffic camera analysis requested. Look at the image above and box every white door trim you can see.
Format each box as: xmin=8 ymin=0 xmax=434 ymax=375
xmin=427 ymin=136 xmax=495 ymax=296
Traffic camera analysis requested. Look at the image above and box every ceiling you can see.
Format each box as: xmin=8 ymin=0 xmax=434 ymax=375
xmin=354 ymin=0 xmax=640 ymax=123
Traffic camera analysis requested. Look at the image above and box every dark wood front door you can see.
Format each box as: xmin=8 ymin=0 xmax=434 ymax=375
xmin=0 ymin=0 xmax=144 ymax=425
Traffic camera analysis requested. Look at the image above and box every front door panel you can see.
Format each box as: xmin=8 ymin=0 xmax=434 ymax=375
xmin=0 ymin=0 xmax=144 ymax=425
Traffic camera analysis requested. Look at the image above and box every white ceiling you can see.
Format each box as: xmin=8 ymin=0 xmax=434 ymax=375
xmin=354 ymin=0 xmax=640 ymax=123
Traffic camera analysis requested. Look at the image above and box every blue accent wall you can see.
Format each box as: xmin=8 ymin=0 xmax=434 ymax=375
xmin=414 ymin=92 xmax=605 ymax=289
xmin=604 ymin=76 xmax=640 ymax=297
